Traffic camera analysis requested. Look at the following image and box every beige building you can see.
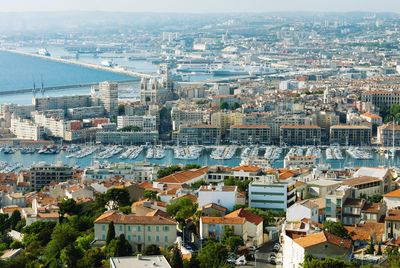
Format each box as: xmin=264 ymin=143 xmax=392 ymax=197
xmin=377 ymin=123 xmax=400 ymax=146
xmin=230 ymin=124 xmax=271 ymax=145
xmin=361 ymin=90 xmax=400 ymax=108
xmin=280 ymin=125 xmax=321 ymax=146
xmin=10 ymin=115 xmax=44 ymax=141
xmin=330 ymin=125 xmax=371 ymax=146
xmin=174 ymin=124 xmax=221 ymax=145
xmin=94 ymin=211 xmax=177 ymax=251
xmin=171 ymin=107 xmax=206 ymax=131
xmin=211 ymin=111 xmax=244 ymax=139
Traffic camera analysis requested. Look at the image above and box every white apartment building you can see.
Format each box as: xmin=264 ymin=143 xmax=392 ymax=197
xmin=197 ymin=185 xmax=239 ymax=211
xmin=117 ymin=115 xmax=157 ymax=132
xmin=171 ymin=108 xmax=206 ymax=131
xmin=10 ymin=115 xmax=44 ymax=141
xmin=248 ymin=175 xmax=296 ymax=212
xmin=32 ymin=112 xmax=67 ymax=138
xmin=286 ymin=200 xmax=319 ymax=222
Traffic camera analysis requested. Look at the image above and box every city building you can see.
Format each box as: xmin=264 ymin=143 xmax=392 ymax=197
xmin=96 ymin=131 xmax=159 ymax=145
xmin=94 ymin=211 xmax=177 ymax=251
xmin=284 ymin=155 xmax=316 ymax=169
xmin=110 ymin=255 xmax=171 ymax=268
xmin=280 ymin=125 xmax=321 ymax=146
xmin=10 ymin=115 xmax=44 ymax=141
xmin=29 ymin=163 xmax=73 ymax=191
xmin=248 ymin=175 xmax=296 ymax=212
xmin=361 ymin=90 xmax=400 ymax=108
xmin=286 ymin=200 xmax=319 ymax=222
xmin=95 ymin=81 xmax=119 ymax=118
xmin=383 ymin=189 xmax=400 ymax=210
xmin=229 ymin=125 xmax=271 ymax=145
xmin=117 ymin=115 xmax=157 ymax=132
xmin=173 ymin=125 xmax=221 ymax=145
xmin=385 ymin=209 xmax=400 ymax=241
xmin=330 ymin=125 xmax=371 ymax=146
xmin=377 ymin=123 xmax=400 ymax=146
xmin=197 ymin=185 xmax=239 ymax=211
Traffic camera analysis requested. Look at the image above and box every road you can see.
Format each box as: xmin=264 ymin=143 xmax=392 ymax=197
xmin=254 ymin=239 xmax=283 ymax=268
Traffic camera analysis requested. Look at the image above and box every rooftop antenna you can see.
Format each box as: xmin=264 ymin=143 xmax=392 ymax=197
xmin=40 ymin=75 xmax=45 ymax=96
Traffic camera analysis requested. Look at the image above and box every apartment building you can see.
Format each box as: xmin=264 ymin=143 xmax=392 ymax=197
xmin=66 ymin=106 xmax=105 ymax=120
xmin=198 ymin=185 xmax=239 ymax=211
xmin=94 ymin=211 xmax=177 ymax=251
xmin=342 ymin=176 xmax=384 ymax=198
xmin=284 ymin=155 xmax=316 ymax=169
xmin=96 ymin=131 xmax=159 ymax=145
xmin=211 ymin=111 xmax=244 ymax=139
xmin=173 ymin=124 xmax=221 ymax=145
xmin=280 ymin=125 xmax=321 ymax=146
xmin=330 ymin=125 xmax=371 ymax=146
xmin=33 ymin=94 xmax=91 ymax=111
xmin=248 ymin=175 xmax=296 ymax=212
xmin=377 ymin=123 xmax=400 ymax=146
xmin=385 ymin=209 xmax=400 ymax=241
xmin=29 ymin=163 xmax=73 ymax=191
xmin=230 ymin=124 xmax=271 ymax=145
xmin=271 ymin=114 xmax=315 ymax=141
xmin=171 ymin=108 xmax=206 ymax=131
xmin=10 ymin=116 xmax=44 ymax=141
xmin=91 ymin=81 xmax=119 ymax=118
xmin=117 ymin=115 xmax=157 ymax=132
xmin=361 ymin=90 xmax=400 ymax=108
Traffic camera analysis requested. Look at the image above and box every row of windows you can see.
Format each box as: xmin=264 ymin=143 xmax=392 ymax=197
xmin=102 ymin=225 xmax=170 ymax=232
xmin=251 ymin=200 xmax=284 ymax=204
xmin=251 ymin=192 xmax=284 ymax=196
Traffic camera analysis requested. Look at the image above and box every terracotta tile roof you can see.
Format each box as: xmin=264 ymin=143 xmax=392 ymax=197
xmin=293 ymin=231 xmax=352 ymax=249
xmin=231 ymin=124 xmax=270 ymax=129
xmin=1 ymin=206 xmax=21 ymax=213
xmin=138 ymin=181 xmax=154 ymax=190
xmin=384 ymin=189 xmax=400 ymax=198
xmin=37 ymin=212 xmax=59 ymax=219
xmin=156 ymin=167 xmax=208 ymax=184
xmin=230 ymin=165 xmax=261 ymax=172
xmin=279 ymin=170 xmax=296 ymax=180
xmin=94 ymin=210 xmax=177 ymax=225
xmin=225 ymin=208 xmax=263 ymax=225
xmin=201 ymin=216 xmax=246 ymax=225
xmin=361 ymin=112 xmax=382 ymax=120
xmin=331 ymin=125 xmax=371 ymax=130
xmin=280 ymin=124 xmax=320 ymax=129
xmin=361 ymin=202 xmax=382 ymax=214
xmin=199 ymin=185 xmax=237 ymax=192
xmin=342 ymin=176 xmax=381 ymax=187
xmin=132 ymin=199 xmax=167 ymax=208
xmin=345 ymin=222 xmax=384 ymax=242
xmin=146 ymin=209 xmax=170 ymax=219
xmin=386 ymin=209 xmax=400 ymax=221
xmin=202 ymin=203 xmax=228 ymax=212
xmin=173 ymin=194 xmax=197 ymax=203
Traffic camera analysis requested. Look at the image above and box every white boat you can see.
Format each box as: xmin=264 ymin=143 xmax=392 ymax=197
xmin=38 ymin=48 xmax=51 ymax=56
xmin=176 ymin=63 xmax=210 ymax=73
xmin=101 ymin=59 xmax=116 ymax=67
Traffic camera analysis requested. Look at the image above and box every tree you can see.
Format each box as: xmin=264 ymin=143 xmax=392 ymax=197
xmin=225 ymin=236 xmax=244 ymax=253
xmin=118 ymin=104 xmax=125 ymax=116
xmin=231 ymin=102 xmax=241 ymax=110
xmin=59 ymin=199 xmax=81 ymax=216
xmin=323 ymin=221 xmax=351 ymax=239
xmin=143 ymin=244 xmax=161 ymax=255
xmin=78 ymin=248 xmax=105 ymax=268
xmin=45 ymin=223 xmax=79 ymax=260
xmin=8 ymin=210 xmax=21 ymax=230
xmin=169 ymin=246 xmax=183 ymax=268
xmin=106 ymin=221 xmax=115 ymax=245
xmin=184 ymin=253 xmax=200 ymax=268
xmin=119 ymin=126 xmax=142 ymax=132
xmin=302 ymin=254 xmax=355 ymax=268
xmin=115 ymin=234 xmax=132 ymax=257
xmin=197 ymin=240 xmax=229 ymax=268
xmin=144 ymin=190 xmax=159 ymax=200
xmin=157 ymin=165 xmax=182 ymax=178
xmin=60 ymin=243 xmax=83 ymax=268
xmin=183 ymin=164 xmax=201 ymax=170
xmin=105 ymin=188 xmax=131 ymax=210
xmin=220 ymin=102 xmax=229 ymax=110
xmin=366 ymin=237 xmax=375 ymax=254
xmin=23 ymin=221 xmax=56 ymax=246
xmin=166 ymin=197 xmax=198 ymax=224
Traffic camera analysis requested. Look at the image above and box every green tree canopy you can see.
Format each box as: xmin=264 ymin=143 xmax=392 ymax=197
xmin=323 ymin=221 xmax=352 ymax=240
xmin=157 ymin=165 xmax=182 ymax=178
xmin=166 ymin=197 xmax=198 ymax=224
xmin=105 ymin=188 xmax=131 ymax=210
xmin=143 ymin=244 xmax=161 ymax=255
xmin=106 ymin=221 xmax=115 ymax=245
xmin=197 ymin=240 xmax=229 ymax=268
xmin=169 ymin=246 xmax=184 ymax=268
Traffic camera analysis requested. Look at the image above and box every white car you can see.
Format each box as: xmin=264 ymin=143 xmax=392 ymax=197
xmin=235 ymin=256 xmax=247 ymax=266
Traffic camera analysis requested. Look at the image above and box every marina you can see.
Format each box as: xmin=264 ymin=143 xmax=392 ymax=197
xmin=0 ymin=145 xmax=396 ymax=170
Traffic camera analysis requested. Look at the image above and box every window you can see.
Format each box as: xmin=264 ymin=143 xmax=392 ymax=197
xmin=128 ymin=226 xmax=131 ymax=231
xmin=138 ymin=226 xmax=141 ymax=231
xmin=148 ymin=236 xmax=151 ymax=242
xmin=156 ymin=226 xmax=160 ymax=232
xmin=102 ymin=234 xmax=105 ymax=240
xmin=164 ymin=236 xmax=168 ymax=242
xmin=102 ymin=225 xmax=105 ymax=231
xmin=156 ymin=236 xmax=160 ymax=242
xmin=127 ymin=235 xmax=131 ymax=241
xmin=163 ymin=226 xmax=169 ymax=231
xmin=138 ymin=235 xmax=141 ymax=241
xmin=119 ymin=225 xmax=123 ymax=231
xmin=147 ymin=226 xmax=151 ymax=232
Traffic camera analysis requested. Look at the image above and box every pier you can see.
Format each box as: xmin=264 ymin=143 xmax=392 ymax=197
xmin=0 ymin=48 xmax=154 ymax=79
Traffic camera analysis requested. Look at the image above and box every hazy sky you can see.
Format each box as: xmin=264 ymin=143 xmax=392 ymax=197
xmin=2 ymin=0 xmax=400 ymax=13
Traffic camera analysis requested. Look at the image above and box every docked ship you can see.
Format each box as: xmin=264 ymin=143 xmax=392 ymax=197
xmin=101 ymin=59 xmax=116 ymax=68
xmin=176 ymin=63 xmax=210 ymax=73
xmin=212 ymin=63 xmax=276 ymax=76
xmin=38 ymin=48 xmax=51 ymax=56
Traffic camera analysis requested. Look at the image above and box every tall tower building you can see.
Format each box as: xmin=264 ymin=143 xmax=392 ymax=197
xmin=98 ymin=81 xmax=118 ymax=118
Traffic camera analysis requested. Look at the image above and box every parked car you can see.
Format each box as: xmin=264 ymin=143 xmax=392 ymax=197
xmin=273 ymin=243 xmax=280 ymax=252
xmin=235 ymin=256 xmax=247 ymax=266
